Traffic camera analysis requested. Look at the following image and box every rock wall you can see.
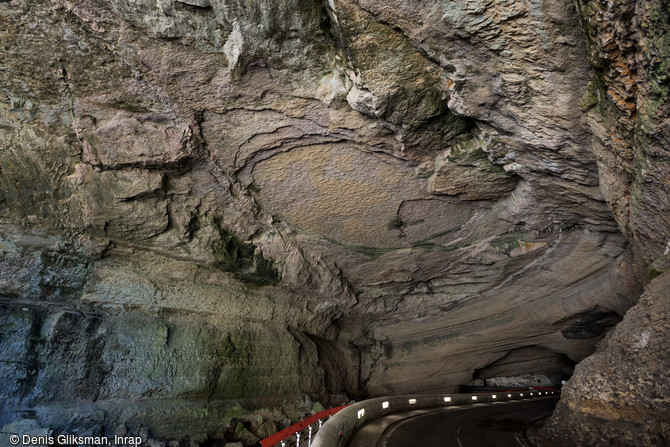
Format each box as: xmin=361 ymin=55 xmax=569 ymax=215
xmin=543 ymin=0 xmax=670 ymax=444
xmin=0 ymin=0 xmax=663 ymax=443
xmin=543 ymin=271 xmax=670 ymax=446
xmin=574 ymin=0 xmax=670 ymax=277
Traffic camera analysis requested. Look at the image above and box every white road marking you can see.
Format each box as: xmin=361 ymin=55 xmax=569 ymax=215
xmin=456 ymin=425 xmax=464 ymax=447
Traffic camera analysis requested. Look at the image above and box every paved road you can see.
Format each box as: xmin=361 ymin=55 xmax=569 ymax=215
xmin=348 ymin=397 xmax=558 ymax=447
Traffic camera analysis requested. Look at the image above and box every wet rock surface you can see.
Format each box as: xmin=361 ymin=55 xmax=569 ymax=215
xmin=0 ymin=0 xmax=667 ymax=444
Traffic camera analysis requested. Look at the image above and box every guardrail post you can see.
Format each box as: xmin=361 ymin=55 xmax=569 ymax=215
xmin=308 ymin=425 xmax=313 ymax=447
xmin=296 ymin=432 xmax=300 ymax=447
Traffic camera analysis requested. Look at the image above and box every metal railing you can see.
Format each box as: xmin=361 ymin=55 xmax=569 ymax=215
xmin=260 ymin=405 xmax=350 ymax=447
xmin=311 ymin=389 xmax=559 ymax=447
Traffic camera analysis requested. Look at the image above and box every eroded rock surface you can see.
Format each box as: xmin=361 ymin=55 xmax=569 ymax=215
xmin=575 ymin=0 xmax=670 ymax=275
xmin=543 ymin=271 xmax=670 ymax=446
xmin=0 ymin=0 xmax=665 ymax=443
xmin=541 ymin=0 xmax=670 ymax=444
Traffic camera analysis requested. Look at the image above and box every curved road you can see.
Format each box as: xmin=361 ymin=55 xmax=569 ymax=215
xmin=348 ymin=397 xmax=558 ymax=447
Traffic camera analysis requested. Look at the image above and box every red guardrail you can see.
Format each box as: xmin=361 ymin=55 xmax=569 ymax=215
xmin=260 ymin=387 xmax=559 ymax=446
xmin=260 ymin=405 xmax=350 ymax=447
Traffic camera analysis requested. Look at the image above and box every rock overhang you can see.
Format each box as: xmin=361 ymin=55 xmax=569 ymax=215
xmin=0 ymin=0 xmax=652 ymax=437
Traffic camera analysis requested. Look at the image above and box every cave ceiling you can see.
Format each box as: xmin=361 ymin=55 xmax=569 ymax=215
xmin=0 ymin=0 xmax=644 ymax=398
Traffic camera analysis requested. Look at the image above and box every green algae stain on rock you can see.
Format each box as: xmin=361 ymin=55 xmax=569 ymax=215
xmin=209 ymin=219 xmax=279 ymax=287
xmin=37 ymin=250 xmax=91 ymax=300
xmin=491 ymin=232 xmax=548 ymax=256
xmin=429 ymin=138 xmax=519 ymax=201
xmin=492 ymin=236 xmax=521 ymax=255
xmin=579 ymin=80 xmax=599 ymax=112
xmin=647 ymin=253 xmax=670 ymax=280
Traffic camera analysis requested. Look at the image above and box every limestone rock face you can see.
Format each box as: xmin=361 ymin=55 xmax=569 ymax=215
xmin=573 ymin=0 xmax=670 ymax=276
xmin=543 ymin=271 xmax=670 ymax=446
xmin=541 ymin=0 xmax=670 ymax=444
xmin=0 ymin=0 xmax=660 ymax=441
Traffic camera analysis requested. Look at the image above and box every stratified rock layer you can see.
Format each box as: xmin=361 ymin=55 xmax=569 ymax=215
xmin=575 ymin=0 xmax=670 ymax=275
xmin=543 ymin=0 xmax=670 ymax=444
